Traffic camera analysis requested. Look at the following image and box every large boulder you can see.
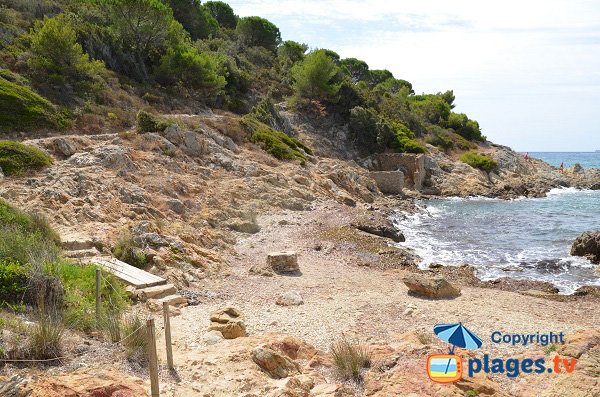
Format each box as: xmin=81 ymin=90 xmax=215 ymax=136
xmin=268 ymin=251 xmax=299 ymax=274
xmin=251 ymin=344 xmax=300 ymax=379
xmin=208 ymin=307 xmax=247 ymax=339
xmin=571 ymin=231 xmax=600 ymax=264
xmin=402 ymin=273 xmax=461 ymax=299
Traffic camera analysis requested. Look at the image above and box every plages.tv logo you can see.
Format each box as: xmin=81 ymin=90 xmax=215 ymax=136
xmin=426 ymin=323 xmax=482 ymax=383
xmin=427 ymin=324 xmax=578 ymax=383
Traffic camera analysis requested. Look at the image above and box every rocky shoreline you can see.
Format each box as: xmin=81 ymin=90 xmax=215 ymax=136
xmin=1 ymin=112 xmax=599 ymax=396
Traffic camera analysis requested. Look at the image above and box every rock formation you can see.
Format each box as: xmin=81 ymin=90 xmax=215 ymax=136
xmin=571 ymin=231 xmax=600 ymax=264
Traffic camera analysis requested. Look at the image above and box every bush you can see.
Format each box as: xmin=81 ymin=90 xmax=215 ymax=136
xmin=136 ymin=110 xmax=172 ymax=133
xmin=0 ymin=198 xmax=59 ymax=243
xmin=27 ymin=14 xmax=106 ymax=94
xmin=0 ymin=198 xmax=61 ymax=268
xmin=100 ymin=0 xmax=183 ymax=80
xmin=112 ymin=232 xmax=147 ymax=268
xmin=410 ymin=94 xmax=451 ymax=125
xmin=446 ymin=112 xmax=485 ymax=141
xmin=58 ymin=261 xmax=129 ymax=332
xmin=388 ymin=122 xmax=426 ymax=154
xmin=241 ymin=115 xmax=311 ymax=162
xmin=0 ymin=76 xmax=70 ymax=131
xmin=236 ymin=16 xmax=281 ymax=51
xmin=330 ymin=338 xmax=372 ymax=383
xmin=167 ymin=0 xmax=218 ymax=40
xmin=426 ymin=126 xmax=474 ymax=151
xmin=204 ymin=1 xmax=237 ymax=29
xmin=0 ymin=140 xmax=53 ymax=176
xmin=155 ymin=46 xmax=226 ymax=96
xmin=250 ymin=94 xmax=284 ymax=130
xmin=291 ymin=49 xmax=341 ymax=103
xmin=0 ymin=261 xmax=27 ymax=303
xmin=460 ymin=151 xmax=498 ymax=172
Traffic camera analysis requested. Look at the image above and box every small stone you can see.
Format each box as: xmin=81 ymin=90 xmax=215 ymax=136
xmin=204 ymin=330 xmax=225 ymax=345
xmin=276 ymin=291 xmax=304 ymax=306
xmin=208 ymin=307 xmax=247 ymax=339
xmin=267 ymin=251 xmax=299 ymax=274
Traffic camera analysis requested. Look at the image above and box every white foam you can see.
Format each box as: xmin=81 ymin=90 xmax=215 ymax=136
xmin=547 ymin=187 xmax=589 ymax=196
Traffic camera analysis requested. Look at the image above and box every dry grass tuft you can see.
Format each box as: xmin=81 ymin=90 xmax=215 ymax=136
xmin=330 ymin=337 xmax=372 ymax=384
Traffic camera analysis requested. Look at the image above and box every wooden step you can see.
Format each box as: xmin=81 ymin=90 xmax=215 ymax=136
xmin=158 ymin=294 xmax=188 ymax=307
xmin=137 ymin=284 xmax=177 ymax=301
xmin=91 ymin=257 xmax=166 ymax=288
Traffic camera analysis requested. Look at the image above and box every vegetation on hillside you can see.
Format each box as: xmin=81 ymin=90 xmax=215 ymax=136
xmin=460 ymin=151 xmax=498 ymax=172
xmin=0 ymin=0 xmax=485 ymax=158
xmin=0 ymin=140 xmax=53 ymax=176
xmin=0 ymin=198 xmax=130 ymax=360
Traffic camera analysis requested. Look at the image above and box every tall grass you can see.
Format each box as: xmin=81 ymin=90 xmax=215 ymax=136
xmin=27 ymin=295 xmax=64 ymax=360
xmin=330 ymin=337 xmax=372 ymax=383
xmin=121 ymin=313 xmax=147 ymax=364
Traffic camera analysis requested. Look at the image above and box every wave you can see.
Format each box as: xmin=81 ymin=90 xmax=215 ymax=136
xmin=392 ymin=192 xmax=600 ymax=295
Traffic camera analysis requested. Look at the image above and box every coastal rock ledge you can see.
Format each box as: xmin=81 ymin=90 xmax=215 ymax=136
xmin=571 ymin=231 xmax=600 ymax=264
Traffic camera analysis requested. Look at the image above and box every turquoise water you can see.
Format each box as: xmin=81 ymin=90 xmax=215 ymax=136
xmin=528 ymin=152 xmax=600 ymax=169
xmin=393 ymin=188 xmax=600 ymax=294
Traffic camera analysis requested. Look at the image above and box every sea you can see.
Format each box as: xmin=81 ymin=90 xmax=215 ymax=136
xmin=393 ymin=152 xmax=600 ymax=294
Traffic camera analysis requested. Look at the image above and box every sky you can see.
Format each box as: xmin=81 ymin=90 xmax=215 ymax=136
xmin=227 ymin=0 xmax=600 ymax=152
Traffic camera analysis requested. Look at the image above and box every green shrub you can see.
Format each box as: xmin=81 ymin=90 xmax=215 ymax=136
xmin=426 ymin=126 xmax=475 ymax=151
xmin=446 ymin=112 xmax=485 ymax=142
xmin=28 ymin=14 xmax=106 ymax=94
xmin=240 ymin=115 xmax=311 ymax=162
xmin=0 ymin=141 xmax=53 ymax=176
xmin=0 ymin=261 xmax=27 ymax=303
xmin=0 ymin=76 xmax=70 ymax=131
xmin=0 ymin=198 xmax=59 ymax=242
xmin=112 ymin=232 xmax=147 ymax=268
xmin=250 ymin=94 xmax=284 ymax=130
xmin=136 ymin=110 xmax=172 ymax=133
xmin=0 ymin=198 xmax=61 ymax=267
xmin=388 ymin=121 xmax=426 ymax=154
xmin=330 ymin=338 xmax=372 ymax=383
xmin=291 ymin=49 xmax=341 ymax=103
xmin=167 ymin=0 xmax=218 ymax=40
xmin=460 ymin=151 xmax=498 ymax=172
xmin=155 ymin=46 xmax=226 ymax=96
xmin=204 ymin=1 xmax=237 ymax=29
xmin=57 ymin=262 xmax=129 ymax=332
xmin=236 ymin=16 xmax=281 ymax=51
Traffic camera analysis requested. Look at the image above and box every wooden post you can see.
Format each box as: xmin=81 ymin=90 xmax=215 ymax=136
xmin=95 ymin=268 xmax=101 ymax=327
xmin=162 ymin=302 xmax=174 ymax=370
xmin=147 ymin=317 xmax=160 ymax=397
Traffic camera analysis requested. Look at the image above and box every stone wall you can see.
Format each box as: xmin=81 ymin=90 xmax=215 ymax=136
xmin=370 ymin=154 xmax=425 ymax=191
xmin=369 ymin=171 xmax=404 ymax=194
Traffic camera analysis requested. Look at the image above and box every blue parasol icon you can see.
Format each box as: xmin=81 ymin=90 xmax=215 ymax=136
xmin=434 ymin=323 xmax=483 ymax=354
